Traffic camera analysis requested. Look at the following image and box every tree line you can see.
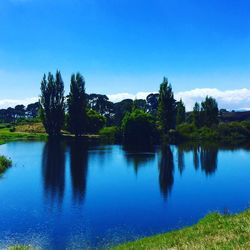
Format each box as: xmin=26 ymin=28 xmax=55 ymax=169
xmin=39 ymin=71 xmax=221 ymax=144
xmin=120 ymin=77 xmax=219 ymax=145
xmin=0 ymin=103 xmax=40 ymax=123
xmin=1 ymin=71 xmax=249 ymax=144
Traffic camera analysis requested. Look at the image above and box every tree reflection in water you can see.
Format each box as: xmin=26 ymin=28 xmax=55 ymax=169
xmin=159 ymin=145 xmax=174 ymax=200
xmin=69 ymin=139 xmax=89 ymax=203
xmin=193 ymin=146 xmax=200 ymax=170
xmin=157 ymin=143 xmax=218 ymax=200
xmin=177 ymin=147 xmax=185 ymax=175
xmin=200 ymin=146 xmax=218 ymax=175
xmin=42 ymin=138 xmax=89 ymax=205
xmin=42 ymin=139 xmax=66 ymax=205
xmin=123 ymin=145 xmax=156 ymax=174
xmin=175 ymin=143 xmax=218 ymax=175
xmin=41 ymin=139 xmax=218 ymax=207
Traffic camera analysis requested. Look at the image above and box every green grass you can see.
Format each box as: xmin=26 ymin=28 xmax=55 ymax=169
xmin=176 ymin=121 xmax=250 ymax=144
xmin=111 ymin=210 xmax=250 ymax=250
xmin=99 ymin=126 xmax=121 ymax=143
xmin=8 ymin=246 xmax=33 ymax=250
xmin=5 ymin=210 xmax=250 ymax=250
xmin=0 ymin=155 xmax=12 ymax=175
xmin=0 ymin=124 xmax=100 ymax=145
xmin=15 ymin=122 xmax=45 ymax=134
xmin=0 ymin=127 xmax=47 ymax=145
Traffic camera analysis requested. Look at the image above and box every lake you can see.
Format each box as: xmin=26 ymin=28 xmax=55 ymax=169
xmin=0 ymin=140 xmax=250 ymax=249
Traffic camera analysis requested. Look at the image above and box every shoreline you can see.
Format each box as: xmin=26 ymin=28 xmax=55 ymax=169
xmin=7 ymin=210 xmax=250 ymax=250
xmin=111 ymin=209 xmax=250 ymax=250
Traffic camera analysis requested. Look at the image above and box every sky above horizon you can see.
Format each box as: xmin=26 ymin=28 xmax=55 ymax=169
xmin=1 ymin=0 xmax=250 ymax=110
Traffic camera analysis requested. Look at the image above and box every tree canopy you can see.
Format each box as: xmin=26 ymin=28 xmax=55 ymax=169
xmin=121 ymin=109 xmax=157 ymax=146
xmin=67 ymin=73 xmax=87 ymax=136
xmin=201 ymin=96 xmax=219 ymax=127
xmin=86 ymin=109 xmax=106 ymax=134
xmin=193 ymin=102 xmax=201 ymax=128
xmin=158 ymin=77 xmax=176 ymax=134
xmin=176 ymin=99 xmax=186 ymax=125
xmin=40 ymin=71 xmax=65 ymax=136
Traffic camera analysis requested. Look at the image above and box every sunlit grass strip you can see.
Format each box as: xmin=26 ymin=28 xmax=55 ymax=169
xmin=111 ymin=210 xmax=250 ymax=250
xmin=15 ymin=123 xmax=46 ymax=134
xmin=0 ymin=155 xmax=12 ymax=175
xmin=8 ymin=246 xmax=33 ymax=250
xmin=0 ymin=127 xmax=47 ymax=145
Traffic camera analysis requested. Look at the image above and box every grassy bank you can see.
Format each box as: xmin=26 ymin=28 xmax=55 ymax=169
xmin=0 ymin=124 xmax=100 ymax=145
xmin=0 ymin=155 xmax=12 ymax=175
xmin=6 ymin=210 xmax=250 ymax=249
xmin=2 ymin=119 xmax=250 ymax=146
xmin=112 ymin=210 xmax=250 ymax=250
xmin=176 ymin=120 xmax=250 ymax=144
xmin=0 ymin=127 xmax=47 ymax=145
xmin=8 ymin=246 xmax=32 ymax=250
xmin=15 ymin=122 xmax=45 ymax=134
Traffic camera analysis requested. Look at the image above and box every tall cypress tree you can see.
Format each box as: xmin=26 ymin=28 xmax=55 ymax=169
xmin=201 ymin=96 xmax=219 ymax=127
xmin=193 ymin=102 xmax=201 ymax=128
xmin=176 ymin=99 xmax=186 ymax=125
xmin=67 ymin=73 xmax=87 ymax=136
xmin=158 ymin=77 xmax=176 ymax=134
xmin=40 ymin=71 xmax=65 ymax=136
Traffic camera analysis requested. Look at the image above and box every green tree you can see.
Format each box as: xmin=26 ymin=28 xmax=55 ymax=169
xmin=67 ymin=73 xmax=87 ymax=136
xmin=158 ymin=77 xmax=176 ymax=134
xmin=201 ymin=96 xmax=219 ymax=127
xmin=86 ymin=109 xmax=106 ymax=134
xmin=113 ymin=99 xmax=133 ymax=125
xmin=40 ymin=71 xmax=65 ymax=136
xmin=176 ymin=99 xmax=186 ymax=125
xmin=133 ymin=99 xmax=146 ymax=111
xmin=122 ymin=109 xmax=157 ymax=146
xmin=193 ymin=102 xmax=201 ymax=128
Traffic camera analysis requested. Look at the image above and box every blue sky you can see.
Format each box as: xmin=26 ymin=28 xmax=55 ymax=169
xmin=1 ymin=0 xmax=250 ymax=109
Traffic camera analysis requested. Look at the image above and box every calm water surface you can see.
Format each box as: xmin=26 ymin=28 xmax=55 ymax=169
xmin=0 ymin=140 xmax=250 ymax=249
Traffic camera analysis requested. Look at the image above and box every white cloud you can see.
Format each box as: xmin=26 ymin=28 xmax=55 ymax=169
xmin=107 ymin=93 xmax=135 ymax=103
xmin=0 ymin=97 xmax=38 ymax=109
xmin=107 ymin=92 xmax=153 ymax=103
xmin=175 ymin=88 xmax=250 ymax=111
xmin=108 ymin=88 xmax=250 ymax=111
xmin=2 ymin=88 xmax=250 ymax=111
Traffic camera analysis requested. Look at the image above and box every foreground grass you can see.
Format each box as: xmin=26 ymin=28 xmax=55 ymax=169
xmin=6 ymin=211 xmax=250 ymax=249
xmin=112 ymin=210 xmax=250 ymax=250
xmin=8 ymin=246 xmax=32 ymax=250
xmin=0 ymin=155 xmax=12 ymax=175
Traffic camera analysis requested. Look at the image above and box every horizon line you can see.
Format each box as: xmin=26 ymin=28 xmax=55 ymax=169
xmin=1 ymin=87 xmax=250 ymax=112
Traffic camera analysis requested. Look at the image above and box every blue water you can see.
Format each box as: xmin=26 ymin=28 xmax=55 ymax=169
xmin=0 ymin=140 xmax=249 ymax=249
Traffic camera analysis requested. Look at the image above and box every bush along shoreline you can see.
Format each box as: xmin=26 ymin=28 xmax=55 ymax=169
xmin=2 ymin=119 xmax=250 ymax=147
xmin=99 ymin=120 xmax=250 ymax=146
xmin=0 ymin=155 xmax=12 ymax=175
xmin=175 ymin=120 xmax=250 ymax=145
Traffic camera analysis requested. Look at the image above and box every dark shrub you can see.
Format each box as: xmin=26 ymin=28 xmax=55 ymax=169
xmin=0 ymin=155 xmax=12 ymax=174
xmin=121 ymin=109 xmax=157 ymax=146
xmin=99 ymin=126 xmax=122 ymax=143
xmin=86 ymin=109 xmax=106 ymax=134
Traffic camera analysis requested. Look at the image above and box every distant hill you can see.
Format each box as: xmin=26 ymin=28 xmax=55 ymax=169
xmin=220 ymin=111 xmax=250 ymax=122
